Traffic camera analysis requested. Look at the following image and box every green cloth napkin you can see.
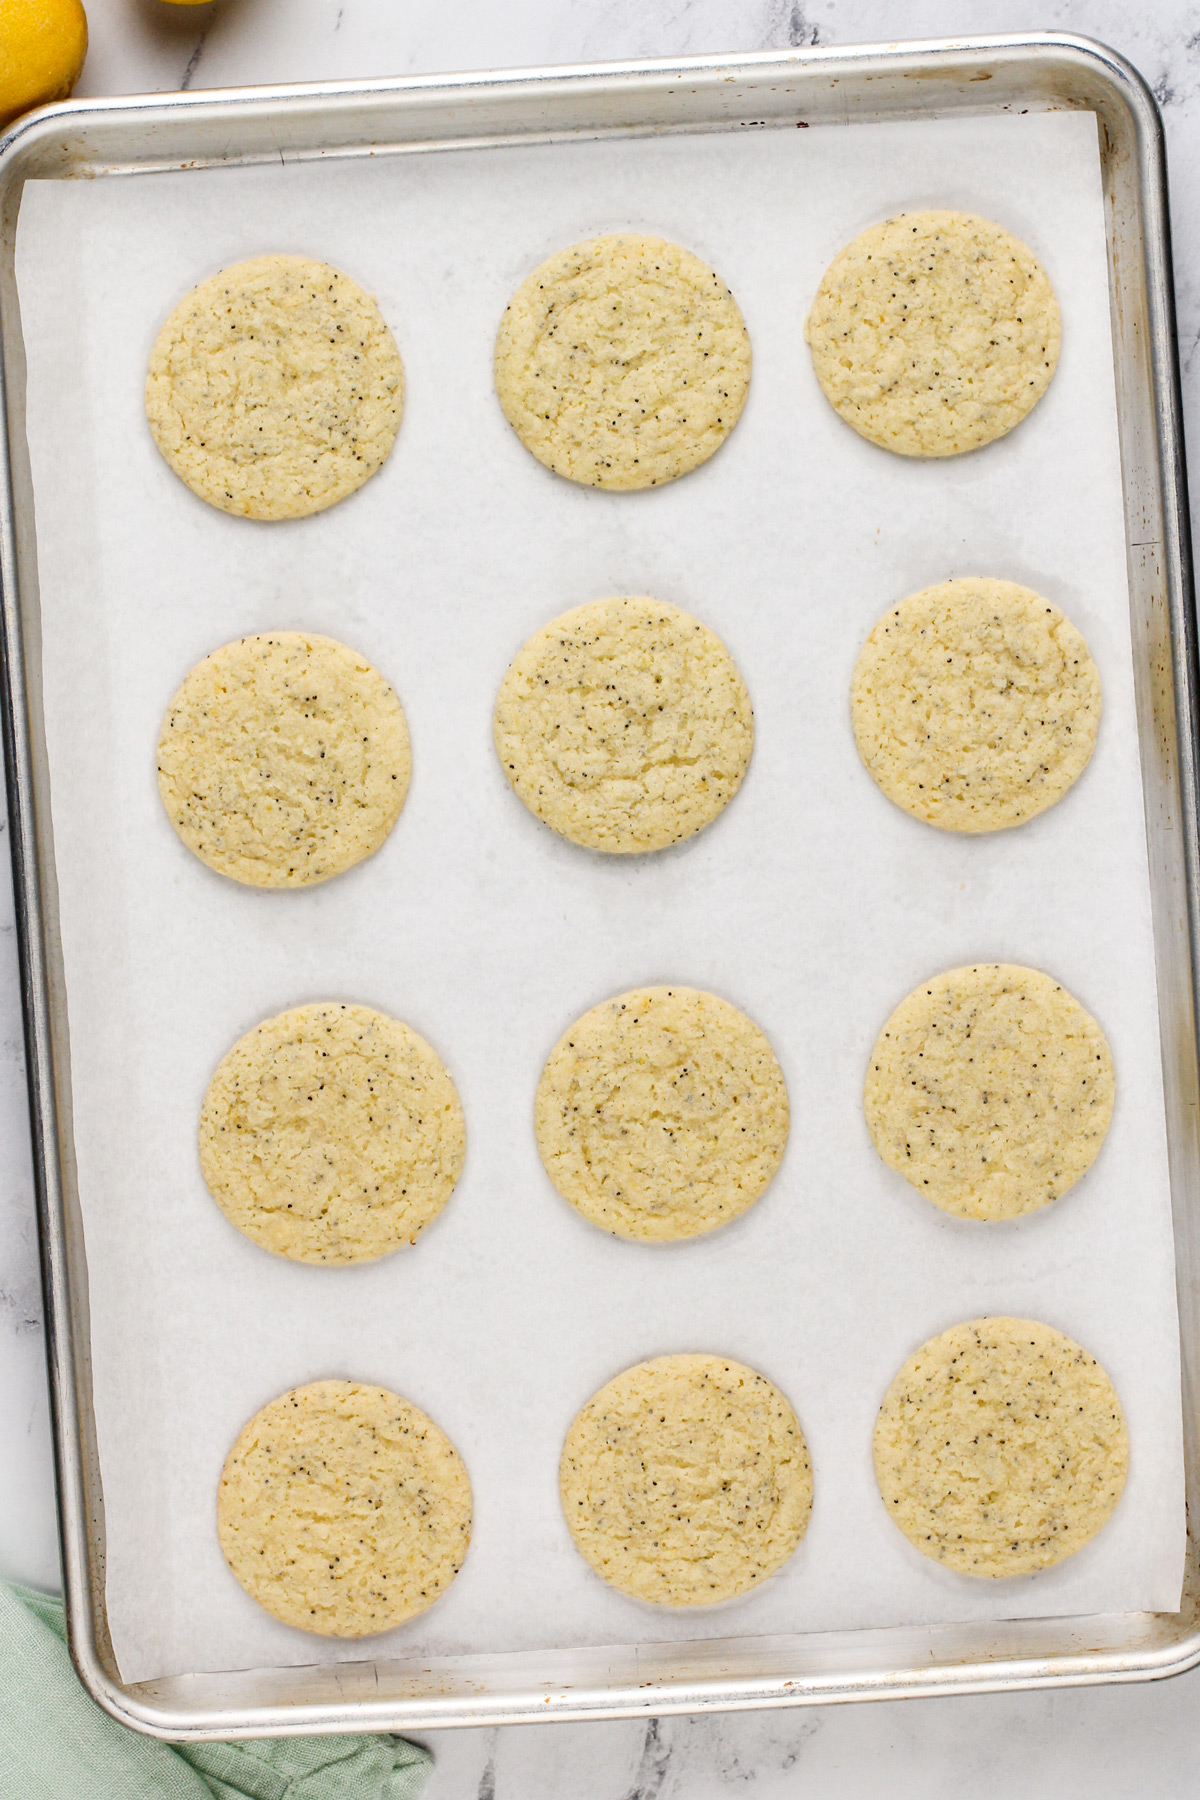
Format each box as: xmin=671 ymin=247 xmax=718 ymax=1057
xmin=0 ymin=1583 xmax=432 ymax=1800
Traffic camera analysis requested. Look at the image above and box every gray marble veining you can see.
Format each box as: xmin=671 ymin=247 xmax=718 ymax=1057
xmin=4 ymin=2 xmax=1199 ymax=1794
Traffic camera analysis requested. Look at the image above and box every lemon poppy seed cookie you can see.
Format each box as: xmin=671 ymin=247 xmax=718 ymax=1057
xmin=535 ymin=986 xmax=788 ymax=1241
xmin=874 ymin=1318 xmax=1128 ymax=1577
xmin=157 ymin=631 xmax=410 ymax=888
xmin=218 ymin=1380 xmax=472 ymax=1635
xmin=864 ymin=963 xmax=1114 ymax=1222
xmin=146 ymin=254 xmax=404 ymax=519
xmin=494 ymin=597 xmax=754 ymax=853
xmin=200 ymin=1002 xmax=465 ymax=1264
xmin=561 ymin=1354 xmax=812 ymax=1606
xmin=494 ymin=233 xmax=751 ymax=489
xmin=805 ymin=211 xmax=1060 ymax=456
xmin=852 ymin=578 xmax=1101 ymax=832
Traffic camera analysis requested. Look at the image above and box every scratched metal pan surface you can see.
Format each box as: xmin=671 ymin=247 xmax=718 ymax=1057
xmin=0 ymin=32 xmax=1196 ymax=1739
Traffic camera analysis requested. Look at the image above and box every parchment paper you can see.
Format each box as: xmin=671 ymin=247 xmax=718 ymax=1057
xmin=14 ymin=108 xmax=1185 ymax=1684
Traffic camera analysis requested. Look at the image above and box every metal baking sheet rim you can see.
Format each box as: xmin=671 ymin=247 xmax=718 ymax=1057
xmin=0 ymin=32 xmax=1197 ymax=1738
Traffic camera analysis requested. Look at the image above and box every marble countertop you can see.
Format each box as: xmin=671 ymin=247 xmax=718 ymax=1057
xmin=4 ymin=1 xmax=1200 ymax=1794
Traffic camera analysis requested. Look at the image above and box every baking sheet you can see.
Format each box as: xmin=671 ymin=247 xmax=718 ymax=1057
xmin=13 ymin=107 xmax=1186 ymax=1685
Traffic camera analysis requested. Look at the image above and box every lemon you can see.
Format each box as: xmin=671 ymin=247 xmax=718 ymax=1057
xmin=0 ymin=0 xmax=87 ymax=131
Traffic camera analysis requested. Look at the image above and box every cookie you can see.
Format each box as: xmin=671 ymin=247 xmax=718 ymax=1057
xmin=146 ymin=254 xmax=404 ymax=519
xmin=805 ymin=211 xmax=1060 ymax=456
xmin=157 ymin=631 xmax=410 ymax=888
xmin=218 ymin=1380 xmax=472 ymax=1635
xmin=494 ymin=596 xmax=754 ymax=853
xmin=874 ymin=1318 xmax=1128 ymax=1577
xmin=851 ymin=578 xmax=1101 ymax=832
xmin=864 ymin=963 xmax=1114 ymax=1222
xmin=199 ymin=1002 xmax=465 ymax=1264
xmin=494 ymin=233 xmax=751 ymax=489
xmin=535 ymin=986 xmax=788 ymax=1241
xmin=560 ymin=1354 xmax=811 ymax=1605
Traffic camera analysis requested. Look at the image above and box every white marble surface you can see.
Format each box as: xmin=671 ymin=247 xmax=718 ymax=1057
xmin=4 ymin=0 xmax=1200 ymax=1793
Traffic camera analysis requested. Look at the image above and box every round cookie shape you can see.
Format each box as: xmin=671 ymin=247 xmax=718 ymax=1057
xmin=494 ymin=596 xmax=754 ymax=853
xmin=218 ymin=1380 xmax=472 ymax=1635
xmin=157 ymin=631 xmax=410 ymax=888
xmin=874 ymin=1318 xmax=1128 ymax=1577
xmin=199 ymin=1002 xmax=465 ymax=1264
xmin=805 ymin=210 xmax=1060 ymax=457
xmin=851 ymin=578 xmax=1101 ymax=833
xmin=864 ymin=963 xmax=1114 ymax=1222
xmin=494 ymin=233 xmax=751 ymax=489
xmin=561 ymin=1353 xmax=812 ymax=1605
xmin=146 ymin=253 xmax=404 ymax=520
xmin=535 ymin=985 xmax=789 ymax=1241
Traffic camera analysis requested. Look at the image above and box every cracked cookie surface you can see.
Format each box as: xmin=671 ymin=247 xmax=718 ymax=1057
xmin=494 ymin=233 xmax=751 ymax=488
xmin=874 ymin=1318 xmax=1127 ymax=1576
xmin=146 ymin=253 xmax=404 ymax=519
xmin=535 ymin=985 xmax=788 ymax=1241
xmin=218 ymin=1380 xmax=471 ymax=1634
xmin=200 ymin=1002 xmax=465 ymax=1263
xmin=561 ymin=1354 xmax=811 ymax=1605
xmin=805 ymin=211 xmax=1059 ymax=456
xmin=864 ymin=963 xmax=1114 ymax=1221
xmin=157 ymin=631 xmax=410 ymax=888
xmin=494 ymin=596 xmax=753 ymax=853
xmin=851 ymin=578 xmax=1100 ymax=832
